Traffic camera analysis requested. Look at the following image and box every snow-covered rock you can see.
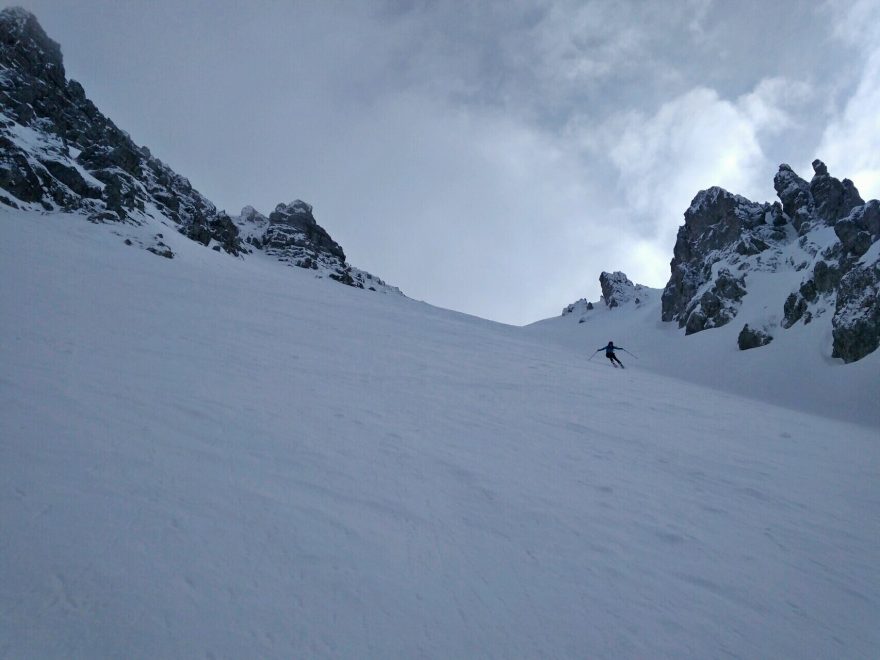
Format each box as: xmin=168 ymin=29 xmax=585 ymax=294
xmin=0 ymin=7 xmax=242 ymax=254
xmin=232 ymin=201 xmax=401 ymax=293
xmin=562 ymin=272 xmax=660 ymax=324
xmin=0 ymin=7 xmax=397 ymax=293
xmin=598 ymin=271 xmax=651 ymax=308
xmin=810 ymin=158 xmax=864 ymax=225
xmin=660 ymin=161 xmax=879 ymax=362
xmin=737 ymin=323 xmax=773 ymax=350
xmin=661 ymin=186 xmax=786 ymax=333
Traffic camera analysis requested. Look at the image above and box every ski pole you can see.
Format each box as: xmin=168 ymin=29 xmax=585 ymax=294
xmin=621 ymin=348 xmax=639 ymax=359
xmin=587 ymin=349 xmax=601 ymax=361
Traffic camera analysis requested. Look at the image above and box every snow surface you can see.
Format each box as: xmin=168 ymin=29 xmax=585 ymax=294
xmin=1 ymin=209 xmax=878 ymax=659
xmin=530 ymin=220 xmax=879 ymax=428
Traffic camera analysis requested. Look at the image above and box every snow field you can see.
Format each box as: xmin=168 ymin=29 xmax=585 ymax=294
xmin=1 ymin=210 xmax=878 ymax=658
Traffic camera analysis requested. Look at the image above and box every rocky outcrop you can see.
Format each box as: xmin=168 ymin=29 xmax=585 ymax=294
xmin=232 ymin=203 xmax=401 ymax=293
xmin=0 ymin=7 xmax=243 ymax=255
xmin=0 ymin=8 xmax=398 ymax=294
xmin=561 ymin=273 xmax=659 ymax=323
xmin=661 ymin=160 xmax=880 ymax=362
xmin=737 ymin=324 xmax=773 ymax=350
xmin=265 ymin=201 xmax=346 ymax=261
xmin=682 ymin=269 xmax=747 ymax=335
xmin=599 ymin=271 xmax=650 ymax=308
xmin=562 ymin=299 xmax=593 ymax=317
xmin=832 ymin=261 xmax=880 ymax=363
xmin=661 ymin=186 xmax=783 ymax=333
xmin=810 ymin=158 xmax=864 ymax=225
xmin=773 ymin=164 xmax=814 ymax=234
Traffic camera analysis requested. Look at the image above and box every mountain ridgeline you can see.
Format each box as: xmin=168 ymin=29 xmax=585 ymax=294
xmin=566 ymin=161 xmax=879 ymax=363
xmin=0 ymin=7 xmax=397 ymax=292
xmin=1 ymin=7 xmax=877 ymax=363
xmin=664 ymin=159 xmax=878 ymax=363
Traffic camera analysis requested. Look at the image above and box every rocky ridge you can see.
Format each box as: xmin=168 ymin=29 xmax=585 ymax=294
xmin=562 ymin=271 xmax=660 ymax=321
xmin=0 ymin=7 xmax=397 ymax=292
xmin=662 ymin=159 xmax=878 ymax=362
xmin=234 ymin=202 xmax=399 ymax=292
xmin=566 ymin=161 xmax=878 ymax=363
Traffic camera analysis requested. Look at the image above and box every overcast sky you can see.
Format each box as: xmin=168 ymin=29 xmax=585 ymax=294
xmin=17 ymin=0 xmax=880 ymax=324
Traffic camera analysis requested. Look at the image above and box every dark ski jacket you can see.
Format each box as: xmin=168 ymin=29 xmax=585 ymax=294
xmin=600 ymin=343 xmax=622 ymax=356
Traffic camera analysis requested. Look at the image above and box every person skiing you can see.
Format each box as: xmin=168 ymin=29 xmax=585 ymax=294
xmin=600 ymin=341 xmax=625 ymax=368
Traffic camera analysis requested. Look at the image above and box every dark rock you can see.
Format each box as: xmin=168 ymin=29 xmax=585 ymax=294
xmin=799 ymin=278 xmax=818 ymax=303
xmin=715 ymin=269 xmax=747 ymax=301
xmin=841 ymin=179 xmax=864 ymax=220
xmin=0 ymin=7 xmax=243 ymax=252
xmin=146 ymin=246 xmax=174 ymax=259
xmin=832 ymin=261 xmax=880 ymax=362
xmin=738 ymin=324 xmax=773 ymax=350
xmin=599 ymin=271 xmax=633 ymax=308
xmin=810 ymin=159 xmax=865 ymax=224
xmin=234 ymin=199 xmax=371 ymax=286
xmin=774 ymin=164 xmax=813 ymax=233
xmin=685 ymin=309 xmax=707 ymax=335
xmin=39 ymin=158 xmax=99 ymax=198
xmin=851 ymin=231 xmax=872 ymax=258
xmin=0 ymin=7 xmax=65 ymax=86
xmin=682 ymin=269 xmax=746 ymax=335
xmin=835 ymin=217 xmax=865 ymax=255
xmin=860 ymin=200 xmax=880 ymax=237
xmin=329 ymin=267 xmax=356 ymax=286
xmin=266 ymin=201 xmax=346 ymax=261
xmin=0 ymin=149 xmax=44 ymax=203
xmin=662 ymin=187 xmax=767 ymax=326
xmin=656 ymin=160 xmax=877 ymax=362
xmin=782 ymin=292 xmax=809 ymax=328
xmin=813 ymin=260 xmax=841 ymax=294
xmin=769 ymin=202 xmax=788 ymax=227
xmin=736 ymin=236 xmax=770 ymax=255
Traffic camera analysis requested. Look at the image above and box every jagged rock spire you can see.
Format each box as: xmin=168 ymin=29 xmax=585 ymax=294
xmin=660 ymin=160 xmax=879 ymax=362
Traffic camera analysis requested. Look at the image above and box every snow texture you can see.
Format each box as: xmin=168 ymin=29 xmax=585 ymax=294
xmin=1 ymin=208 xmax=878 ymax=659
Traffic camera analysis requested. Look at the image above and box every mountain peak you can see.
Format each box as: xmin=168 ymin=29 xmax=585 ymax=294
xmin=274 ymin=200 xmax=313 ymax=216
xmin=599 ymin=271 xmax=649 ymax=308
xmin=662 ymin=160 xmax=879 ymax=362
xmin=0 ymin=8 xmax=398 ymax=293
xmin=0 ymin=7 xmax=65 ymax=85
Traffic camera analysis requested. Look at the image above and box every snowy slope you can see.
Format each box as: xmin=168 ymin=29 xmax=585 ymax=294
xmin=1 ymin=209 xmax=879 ymax=659
xmin=528 ymin=271 xmax=879 ymax=429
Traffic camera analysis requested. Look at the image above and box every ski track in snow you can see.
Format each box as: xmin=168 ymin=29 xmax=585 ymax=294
xmin=1 ymin=210 xmax=878 ymax=659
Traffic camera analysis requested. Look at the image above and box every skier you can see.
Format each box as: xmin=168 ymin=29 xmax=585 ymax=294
xmin=600 ymin=341 xmax=625 ymax=368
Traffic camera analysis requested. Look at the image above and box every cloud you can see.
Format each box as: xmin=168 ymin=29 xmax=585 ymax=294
xmin=815 ymin=0 xmax=880 ymax=199
xmin=302 ymin=91 xmax=616 ymax=325
xmin=816 ymin=50 xmax=880 ymax=198
xmin=739 ymin=78 xmax=814 ymax=135
xmin=570 ymin=77 xmax=813 ymax=292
